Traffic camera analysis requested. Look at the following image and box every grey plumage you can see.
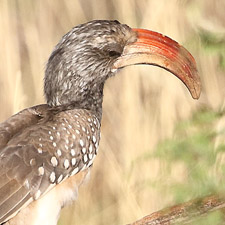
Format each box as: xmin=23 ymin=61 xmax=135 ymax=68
xmin=44 ymin=20 xmax=136 ymax=120
xmin=0 ymin=104 xmax=101 ymax=224
xmin=0 ymin=19 xmax=200 ymax=225
xmin=0 ymin=20 xmax=134 ymax=224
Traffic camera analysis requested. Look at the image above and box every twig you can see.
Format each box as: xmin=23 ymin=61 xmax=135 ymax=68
xmin=128 ymin=195 xmax=225 ymax=225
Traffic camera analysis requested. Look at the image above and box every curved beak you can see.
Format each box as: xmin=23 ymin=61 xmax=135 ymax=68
xmin=112 ymin=28 xmax=201 ymax=99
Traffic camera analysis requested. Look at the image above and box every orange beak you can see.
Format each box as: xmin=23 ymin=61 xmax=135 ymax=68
xmin=113 ymin=28 xmax=201 ymax=99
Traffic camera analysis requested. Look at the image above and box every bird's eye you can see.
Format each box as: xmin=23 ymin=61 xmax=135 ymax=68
xmin=108 ymin=50 xmax=121 ymax=57
xmin=103 ymin=44 xmax=123 ymax=58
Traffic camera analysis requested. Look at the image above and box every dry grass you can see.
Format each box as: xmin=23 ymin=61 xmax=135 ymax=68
xmin=0 ymin=0 xmax=224 ymax=224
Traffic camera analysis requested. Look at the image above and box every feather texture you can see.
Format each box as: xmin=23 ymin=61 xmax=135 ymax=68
xmin=0 ymin=105 xmax=100 ymax=224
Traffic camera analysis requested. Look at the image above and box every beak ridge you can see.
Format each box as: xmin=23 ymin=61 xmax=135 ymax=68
xmin=113 ymin=28 xmax=201 ymax=99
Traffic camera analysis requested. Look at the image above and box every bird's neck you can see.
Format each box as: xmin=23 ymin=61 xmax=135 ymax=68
xmin=72 ymin=83 xmax=104 ymax=121
xmin=47 ymin=82 xmax=104 ymax=122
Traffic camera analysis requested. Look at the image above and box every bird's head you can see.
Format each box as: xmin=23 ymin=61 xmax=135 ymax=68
xmin=44 ymin=20 xmax=201 ymax=110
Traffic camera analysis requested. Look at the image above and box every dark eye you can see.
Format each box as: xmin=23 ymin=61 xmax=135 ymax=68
xmin=108 ymin=50 xmax=121 ymax=57
xmin=103 ymin=43 xmax=123 ymax=58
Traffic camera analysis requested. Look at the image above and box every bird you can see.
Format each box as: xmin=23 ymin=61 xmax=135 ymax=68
xmin=0 ymin=20 xmax=201 ymax=225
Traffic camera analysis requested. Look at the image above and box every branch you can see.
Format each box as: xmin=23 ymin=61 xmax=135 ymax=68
xmin=128 ymin=195 xmax=225 ymax=225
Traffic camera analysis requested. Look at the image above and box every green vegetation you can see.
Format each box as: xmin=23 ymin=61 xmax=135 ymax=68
xmin=147 ymin=109 xmax=225 ymax=224
xmin=200 ymin=31 xmax=225 ymax=70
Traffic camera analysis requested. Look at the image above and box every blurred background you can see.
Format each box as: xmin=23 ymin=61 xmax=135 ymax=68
xmin=0 ymin=0 xmax=225 ymax=224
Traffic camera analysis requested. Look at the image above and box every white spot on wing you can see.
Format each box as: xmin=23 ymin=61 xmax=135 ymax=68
xmin=53 ymin=142 xmax=57 ymax=147
xmin=71 ymin=149 xmax=75 ymax=156
xmin=83 ymin=154 xmax=88 ymax=163
xmin=57 ymin=149 xmax=62 ymax=157
xmin=50 ymin=172 xmax=56 ymax=183
xmin=89 ymin=144 xmax=93 ymax=153
xmin=64 ymin=159 xmax=70 ymax=169
xmin=71 ymin=158 xmax=76 ymax=166
xmin=92 ymin=135 xmax=96 ymax=143
xmin=51 ymin=156 xmax=58 ymax=167
xmin=79 ymin=139 xmax=84 ymax=147
xmin=38 ymin=166 xmax=45 ymax=176
xmin=82 ymin=147 xmax=86 ymax=154
xmin=30 ymin=158 xmax=36 ymax=166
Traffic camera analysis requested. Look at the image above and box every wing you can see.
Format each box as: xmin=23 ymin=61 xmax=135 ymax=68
xmin=0 ymin=105 xmax=100 ymax=223
xmin=0 ymin=105 xmax=47 ymax=149
xmin=0 ymin=105 xmax=48 ymax=222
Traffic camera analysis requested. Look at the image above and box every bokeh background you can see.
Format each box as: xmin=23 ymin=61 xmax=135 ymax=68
xmin=0 ymin=0 xmax=225 ymax=224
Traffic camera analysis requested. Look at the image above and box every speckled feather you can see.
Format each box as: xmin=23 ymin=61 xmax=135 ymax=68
xmin=0 ymin=20 xmax=136 ymax=224
xmin=0 ymin=18 xmax=201 ymax=225
xmin=0 ymin=104 xmax=100 ymax=223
